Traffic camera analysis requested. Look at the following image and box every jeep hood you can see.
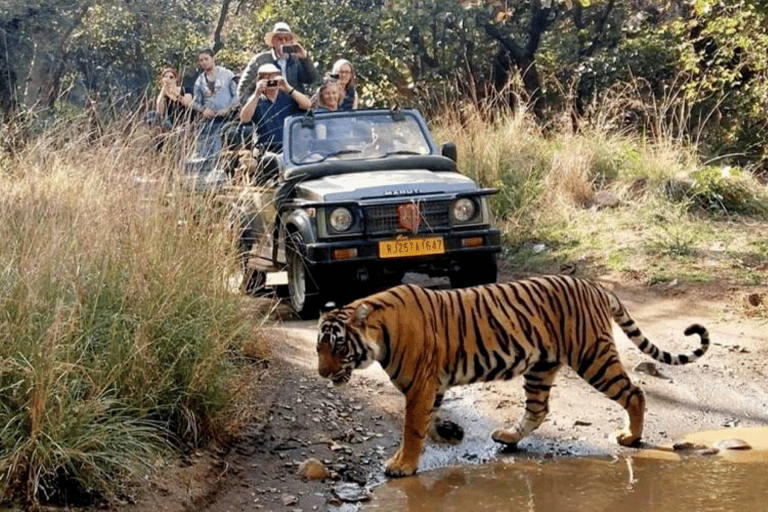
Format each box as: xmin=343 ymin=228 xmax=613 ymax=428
xmin=295 ymin=169 xmax=477 ymax=202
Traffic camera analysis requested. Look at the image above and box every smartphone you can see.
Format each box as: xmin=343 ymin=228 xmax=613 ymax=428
xmin=282 ymin=45 xmax=297 ymax=54
xmin=266 ymin=79 xmax=278 ymax=87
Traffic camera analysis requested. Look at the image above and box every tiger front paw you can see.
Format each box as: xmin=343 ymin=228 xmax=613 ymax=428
xmin=613 ymin=428 xmax=641 ymax=447
xmin=384 ymin=449 xmax=419 ymax=477
xmin=491 ymin=428 xmax=522 ymax=447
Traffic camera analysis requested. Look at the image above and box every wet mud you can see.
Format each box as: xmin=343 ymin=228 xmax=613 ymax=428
xmin=363 ymin=439 xmax=768 ymax=512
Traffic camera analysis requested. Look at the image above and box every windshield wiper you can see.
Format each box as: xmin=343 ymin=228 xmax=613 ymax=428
xmin=316 ymin=149 xmax=362 ymax=162
xmin=380 ymin=150 xmax=424 ymax=158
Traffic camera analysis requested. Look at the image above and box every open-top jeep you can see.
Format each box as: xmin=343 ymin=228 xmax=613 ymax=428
xmin=234 ymin=108 xmax=501 ymax=318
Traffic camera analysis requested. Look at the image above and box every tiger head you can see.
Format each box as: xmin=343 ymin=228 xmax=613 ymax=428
xmin=317 ymin=301 xmax=379 ymax=386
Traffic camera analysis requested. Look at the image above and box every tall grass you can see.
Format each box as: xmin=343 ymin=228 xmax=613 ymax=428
xmin=432 ymin=88 xmax=768 ymax=277
xmin=0 ymin=114 xmax=255 ymax=505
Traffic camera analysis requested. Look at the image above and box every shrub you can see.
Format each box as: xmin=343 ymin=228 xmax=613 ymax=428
xmin=0 ymin=116 xmax=255 ymax=505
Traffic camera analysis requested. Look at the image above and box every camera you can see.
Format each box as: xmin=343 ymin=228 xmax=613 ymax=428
xmin=282 ymin=45 xmax=297 ymax=54
xmin=329 ymin=73 xmax=340 ymax=80
xmin=266 ymin=79 xmax=278 ymax=87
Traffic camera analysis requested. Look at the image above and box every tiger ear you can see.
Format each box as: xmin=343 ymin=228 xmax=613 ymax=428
xmin=352 ymin=302 xmax=373 ymax=328
xmin=320 ymin=301 xmax=336 ymax=318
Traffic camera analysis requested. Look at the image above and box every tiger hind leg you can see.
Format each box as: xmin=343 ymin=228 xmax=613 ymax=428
xmin=427 ymin=392 xmax=464 ymax=445
xmin=492 ymin=362 xmax=560 ymax=447
xmin=576 ymin=346 xmax=646 ymax=446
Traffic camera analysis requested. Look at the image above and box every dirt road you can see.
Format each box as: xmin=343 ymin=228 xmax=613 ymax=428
xmin=129 ymin=276 xmax=768 ymax=511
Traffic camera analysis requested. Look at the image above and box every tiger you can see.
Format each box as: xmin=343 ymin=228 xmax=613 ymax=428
xmin=316 ymin=275 xmax=710 ymax=477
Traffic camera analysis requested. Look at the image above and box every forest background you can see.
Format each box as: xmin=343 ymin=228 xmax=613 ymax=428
xmin=2 ymin=0 xmax=768 ymax=169
xmin=3 ymin=0 xmax=768 ymax=508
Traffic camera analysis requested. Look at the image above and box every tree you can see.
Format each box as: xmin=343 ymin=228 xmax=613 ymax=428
xmin=0 ymin=0 xmax=216 ymax=121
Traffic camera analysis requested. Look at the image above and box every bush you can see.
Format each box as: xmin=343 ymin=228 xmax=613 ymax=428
xmin=685 ymin=165 xmax=768 ymax=216
xmin=0 ymin=117 xmax=254 ymax=505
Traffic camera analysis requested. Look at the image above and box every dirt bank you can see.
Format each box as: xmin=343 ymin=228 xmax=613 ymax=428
xmin=127 ymin=274 xmax=768 ymax=511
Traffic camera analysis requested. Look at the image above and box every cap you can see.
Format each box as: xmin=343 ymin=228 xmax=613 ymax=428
xmin=257 ymin=63 xmax=281 ymax=75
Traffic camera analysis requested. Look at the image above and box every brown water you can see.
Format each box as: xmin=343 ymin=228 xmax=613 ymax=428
xmin=361 ymin=428 xmax=768 ymax=512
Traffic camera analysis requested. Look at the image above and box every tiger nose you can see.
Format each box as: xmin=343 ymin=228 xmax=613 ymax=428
xmin=317 ymin=345 xmax=333 ymax=378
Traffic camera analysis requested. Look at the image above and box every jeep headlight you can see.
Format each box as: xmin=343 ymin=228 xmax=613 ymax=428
xmin=329 ymin=207 xmax=354 ymax=232
xmin=452 ymin=198 xmax=476 ymax=223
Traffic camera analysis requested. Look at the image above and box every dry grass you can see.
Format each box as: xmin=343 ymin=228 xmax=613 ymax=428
xmin=0 ymin=114 xmax=261 ymax=506
xmin=431 ymin=95 xmax=768 ymax=283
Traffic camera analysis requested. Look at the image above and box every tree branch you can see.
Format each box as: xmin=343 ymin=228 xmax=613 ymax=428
xmin=213 ymin=0 xmax=232 ymax=54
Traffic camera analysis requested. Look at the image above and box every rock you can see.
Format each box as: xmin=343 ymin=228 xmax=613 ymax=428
xmin=281 ymin=494 xmax=298 ymax=506
xmin=672 ymin=441 xmax=708 ymax=451
xmin=634 ymin=361 xmax=662 ymax=377
xmin=593 ymin=190 xmax=620 ymax=209
xmin=333 ymin=482 xmax=371 ymax=502
xmin=672 ymin=441 xmax=719 ymax=456
xmin=714 ymin=438 xmax=752 ymax=451
xmin=297 ymin=458 xmax=330 ymax=480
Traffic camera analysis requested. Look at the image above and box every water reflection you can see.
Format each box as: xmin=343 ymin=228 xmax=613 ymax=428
xmin=362 ymin=454 xmax=768 ymax=512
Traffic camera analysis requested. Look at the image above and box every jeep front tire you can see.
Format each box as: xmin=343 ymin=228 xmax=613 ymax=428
xmin=286 ymin=232 xmax=322 ymax=319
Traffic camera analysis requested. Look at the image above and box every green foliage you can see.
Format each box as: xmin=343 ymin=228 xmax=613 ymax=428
xmin=74 ymin=0 xmax=216 ymax=93
xmin=224 ymin=0 xmax=503 ymax=107
xmin=0 ymin=121 xmax=253 ymax=504
xmin=648 ymin=223 xmax=697 ymax=257
xmin=4 ymin=0 xmax=768 ymax=170
xmin=686 ymin=165 xmax=768 ymax=215
xmin=670 ymin=1 xmax=768 ymax=164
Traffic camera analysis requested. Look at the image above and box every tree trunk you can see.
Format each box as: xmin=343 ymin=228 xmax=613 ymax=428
xmin=484 ymin=1 xmax=554 ymax=120
xmin=213 ymin=0 xmax=232 ymax=54
xmin=0 ymin=24 xmax=19 ymax=117
xmin=23 ymin=2 xmax=91 ymax=113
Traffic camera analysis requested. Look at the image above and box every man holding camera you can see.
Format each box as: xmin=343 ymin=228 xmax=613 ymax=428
xmin=239 ymin=63 xmax=311 ymax=153
xmin=237 ymin=22 xmax=319 ymax=104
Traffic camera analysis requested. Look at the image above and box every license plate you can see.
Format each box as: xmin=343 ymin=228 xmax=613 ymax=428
xmin=378 ymin=237 xmax=444 ymax=258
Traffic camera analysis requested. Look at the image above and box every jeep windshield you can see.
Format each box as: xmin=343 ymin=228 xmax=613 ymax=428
xmin=287 ymin=110 xmax=434 ymax=165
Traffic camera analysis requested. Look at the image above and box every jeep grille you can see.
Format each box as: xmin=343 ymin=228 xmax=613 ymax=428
xmin=364 ymin=200 xmax=451 ymax=234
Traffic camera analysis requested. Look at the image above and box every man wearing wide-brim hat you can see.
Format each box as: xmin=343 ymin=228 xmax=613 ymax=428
xmin=237 ymin=22 xmax=319 ymax=104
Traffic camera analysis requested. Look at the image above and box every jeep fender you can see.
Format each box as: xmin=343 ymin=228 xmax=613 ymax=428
xmin=283 ymin=208 xmax=316 ymax=243
xmin=273 ymin=208 xmax=316 ymax=263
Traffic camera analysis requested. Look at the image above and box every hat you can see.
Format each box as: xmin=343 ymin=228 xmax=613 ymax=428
xmin=264 ymin=22 xmax=298 ymax=47
xmin=257 ymin=63 xmax=281 ymax=75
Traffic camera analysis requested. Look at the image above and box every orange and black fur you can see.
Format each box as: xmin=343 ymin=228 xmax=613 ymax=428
xmin=316 ymin=275 xmax=710 ymax=477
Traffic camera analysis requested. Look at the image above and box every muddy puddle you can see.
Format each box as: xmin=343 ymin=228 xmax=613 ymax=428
xmin=356 ymin=427 xmax=768 ymax=512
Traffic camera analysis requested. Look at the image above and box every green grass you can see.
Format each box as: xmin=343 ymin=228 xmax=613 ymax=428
xmin=0 ymin=115 xmax=258 ymax=506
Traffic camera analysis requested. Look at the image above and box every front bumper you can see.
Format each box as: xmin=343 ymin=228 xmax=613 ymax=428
xmin=304 ymin=227 xmax=501 ymax=273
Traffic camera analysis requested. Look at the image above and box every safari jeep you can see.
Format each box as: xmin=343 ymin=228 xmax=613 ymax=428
xmin=235 ymin=108 xmax=501 ymax=318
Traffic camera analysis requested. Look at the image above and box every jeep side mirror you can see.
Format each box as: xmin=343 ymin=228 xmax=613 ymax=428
xmin=442 ymin=142 xmax=457 ymax=162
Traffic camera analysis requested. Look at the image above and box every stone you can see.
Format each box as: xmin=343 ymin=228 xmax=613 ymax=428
xmin=634 ymin=361 xmax=662 ymax=377
xmin=333 ymin=482 xmax=371 ymax=503
xmin=593 ymin=190 xmax=620 ymax=209
xmin=297 ymin=458 xmax=330 ymax=480
xmin=714 ymin=438 xmax=752 ymax=451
